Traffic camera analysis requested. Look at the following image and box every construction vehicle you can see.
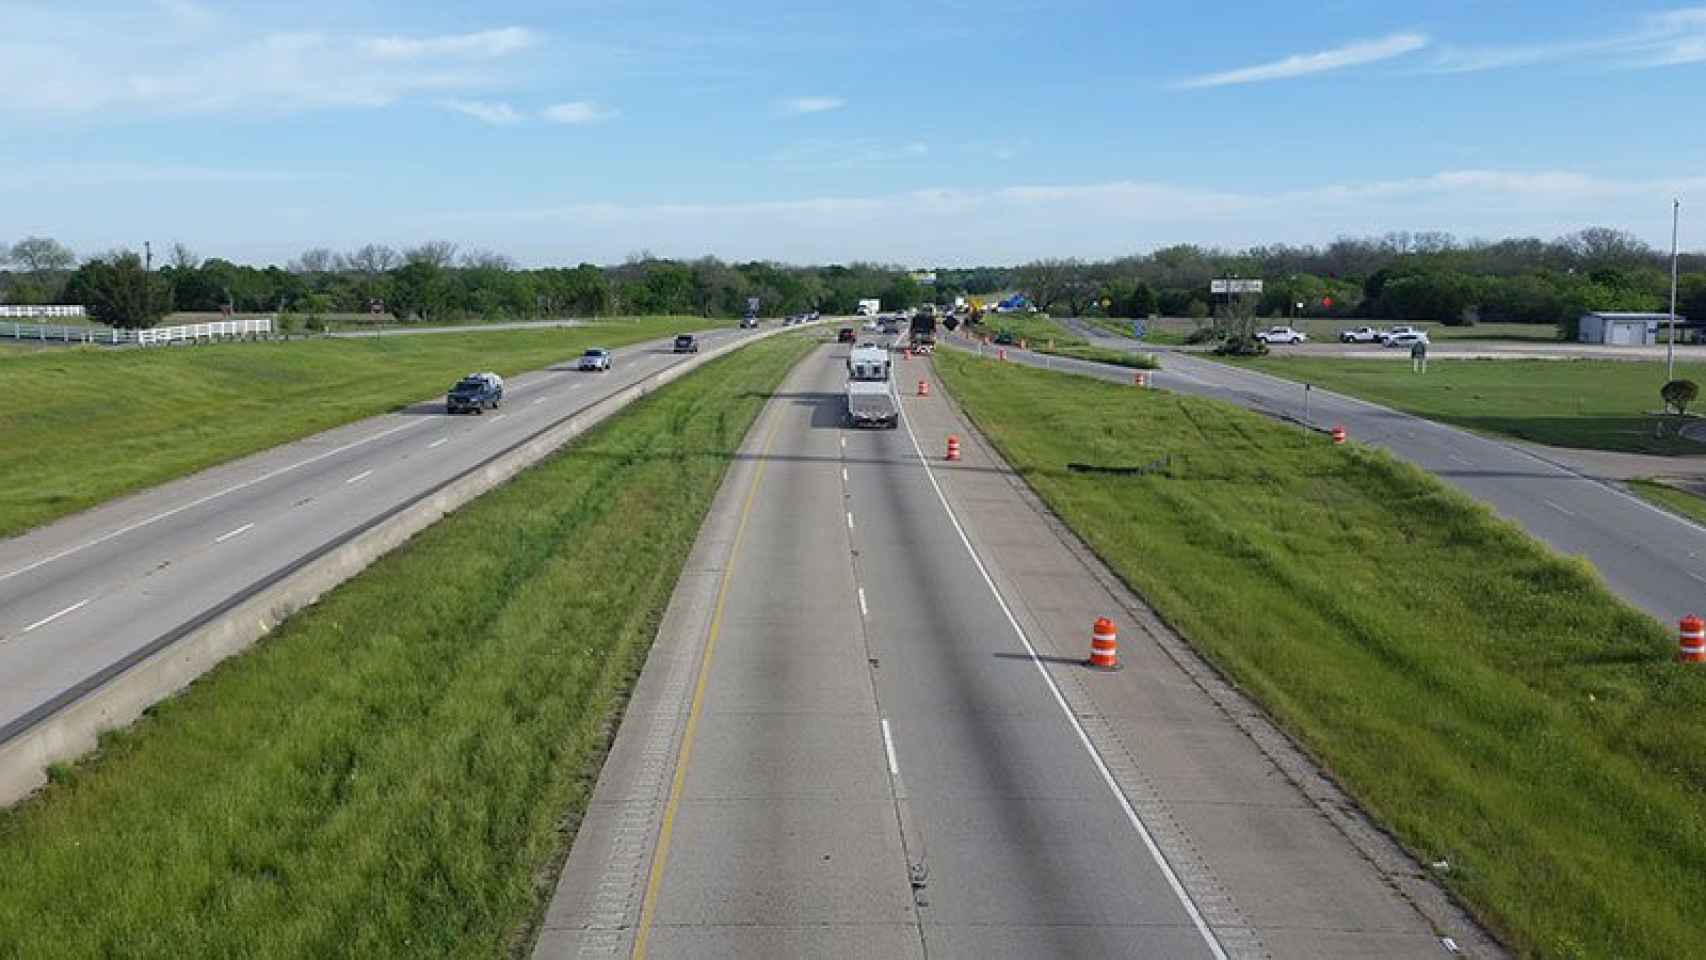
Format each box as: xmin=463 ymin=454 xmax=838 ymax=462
xmin=909 ymin=307 xmax=938 ymax=355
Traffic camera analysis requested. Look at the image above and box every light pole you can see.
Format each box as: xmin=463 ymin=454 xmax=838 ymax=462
xmin=1669 ymin=198 xmax=1681 ymax=383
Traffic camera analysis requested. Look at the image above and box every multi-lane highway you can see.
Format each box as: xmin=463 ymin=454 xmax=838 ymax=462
xmin=537 ymin=340 xmax=1475 ymax=959
xmin=961 ymin=322 xmax=1706 ymax=624
xmin=0 ymin=326 xmax=770 ymax=754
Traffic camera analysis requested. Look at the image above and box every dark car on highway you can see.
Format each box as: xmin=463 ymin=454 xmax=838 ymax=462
xmin=673 ymin=334 xmax=700 ymax=353
xmin=993 ymin=331 xmax=1016 ymax=345
xmin=837 ymin=327 xmax=856 ymax=343
xmin=446 ymin=372 xmax=503 ymax=414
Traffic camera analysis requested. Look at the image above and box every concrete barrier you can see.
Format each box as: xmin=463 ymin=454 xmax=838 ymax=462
xmin=0 ymin=323 xmax=820 ymax=806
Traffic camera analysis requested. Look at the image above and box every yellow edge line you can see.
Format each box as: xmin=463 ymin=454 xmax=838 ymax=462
xmin=630 ymin=405 xmax=785 ymax=959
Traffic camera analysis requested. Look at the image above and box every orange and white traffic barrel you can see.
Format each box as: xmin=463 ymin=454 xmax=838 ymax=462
xmin=946 ymin=436 xmax=961 ymax=461
xmin=1134 ymin=371 xmax=1148 ymax=388
xmin=998 ymin=348 xmax=1007 ymax=361
xmin=1681 ymin=615 xmax=1705 ymax=663
xmin=1088 ymin=617 xmax=1119 ymax=670
xmin=1331 ymin=424 xmax=1347 ymax=445
xmin=918 ymin=380 xmax=929 ymax=397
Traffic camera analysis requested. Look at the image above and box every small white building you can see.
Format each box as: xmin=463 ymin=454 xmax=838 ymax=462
xmin=1577 ymin=312 xmax=1684 ymax=346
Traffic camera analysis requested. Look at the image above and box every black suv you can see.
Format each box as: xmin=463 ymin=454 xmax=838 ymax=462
xmin=446 ymin=373 xmax=503 ymax=414
xmin=837 ymin=327 xmax=856 ymax=343
xmin=673 ymin=334 xmax=700 ymax=353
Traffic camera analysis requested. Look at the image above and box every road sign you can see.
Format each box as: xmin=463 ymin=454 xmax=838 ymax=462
xmin=1210 ymin=279 xmax=1263 ymax=294
xmin=746 ymin=297 xmax=761 ymax=314
xmin=369 ymin=299 xmax=384 ymax=315
xmin=1132 ymin=321 xmax=1146 ymax=340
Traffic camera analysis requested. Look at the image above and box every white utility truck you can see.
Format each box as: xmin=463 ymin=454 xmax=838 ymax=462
xmin=857 ymin=298 xmax=882 ymax=317
xmin=846 ymin=342 xmax=899 ymax=429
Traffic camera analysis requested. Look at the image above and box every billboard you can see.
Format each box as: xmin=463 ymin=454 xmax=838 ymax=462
xmin=1209 ymin=279 xmax=1263 ymax=294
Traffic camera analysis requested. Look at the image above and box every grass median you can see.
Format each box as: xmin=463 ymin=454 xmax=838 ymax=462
xmin=1235 ymin=355 xmax=1706 ymax=455
xmin=0 ymin=333 xmax=815 ymax=959
xmin=0 ymin=316 xmax=720 ymax=539
xmin=935 ymin=349 xmax=1705 ymax=960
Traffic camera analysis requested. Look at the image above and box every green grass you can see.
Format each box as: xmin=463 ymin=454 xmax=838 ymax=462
xmin=1626 ymin=479 xmax=1706 ymax=527
xmin=935 ymin=350 xmax=1706 ymax=960
xmin=967 ymin=315 xmax=1158 ymax=368
xmin=0 ymin=333 xmax=815 ymax=959
xmin=1234 ymin=356 xmax=1706 ymax=455
xmin=0 ymin=316 xmax=721 ymax=538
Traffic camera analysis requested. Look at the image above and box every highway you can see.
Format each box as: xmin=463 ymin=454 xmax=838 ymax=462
xmin=537 ymin=341 xmax=1472 ymax=959
xmin=0 ymin=326 xmax=769 ymax=752
xmin=962 ymin=322 xmax=1706 ymax=625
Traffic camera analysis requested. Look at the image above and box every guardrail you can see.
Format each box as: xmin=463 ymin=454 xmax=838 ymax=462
xmin=2 ymin=317 xmax=274 ymax=346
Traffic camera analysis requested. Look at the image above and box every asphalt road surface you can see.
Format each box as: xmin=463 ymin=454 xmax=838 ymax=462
xmin=537 ymin=341 xmax=1467 ymax=959
xmin=0 ymin=326 xmax=769 ymax=746
xmin=963 ymin=322 xmax=1706 ymax=625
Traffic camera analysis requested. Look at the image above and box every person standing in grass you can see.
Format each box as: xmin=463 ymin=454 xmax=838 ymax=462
xmin=1411 ymin=338 xmax=1428 ymax=374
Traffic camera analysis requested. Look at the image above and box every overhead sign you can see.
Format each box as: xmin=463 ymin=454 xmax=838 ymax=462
xmin=1210 ymin=279 xmax=1263 ymax=294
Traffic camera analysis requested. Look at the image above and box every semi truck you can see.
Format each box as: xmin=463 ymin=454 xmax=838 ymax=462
xmin=846 ymin=342 xmax=899 ymax=429
xmin=857 ymin=298 xmax=881 ymax=317
xmin=909 ymin=307 xmax=938 ymax=355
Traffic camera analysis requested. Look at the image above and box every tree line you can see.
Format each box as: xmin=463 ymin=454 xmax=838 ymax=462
xmin=2 ymin=227 xmax=1702 ymax=332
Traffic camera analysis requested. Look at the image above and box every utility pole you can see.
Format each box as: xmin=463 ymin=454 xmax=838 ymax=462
xmin=144 ymin=241 xmax=152 ymax=272
xmin=1669 ymin=198 xmax=1681 ymax=383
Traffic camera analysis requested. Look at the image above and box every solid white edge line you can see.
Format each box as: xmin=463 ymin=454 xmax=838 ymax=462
xmin=881 ymin=718 xmax=900 ymax=777
xmin=428 ymin=437 xmax=449 ymax=449
xmin=346 ymin=470 xmax=374 ymax=485
xmin=23 ymin=597 xmax=91 ymax=634
xmin=858 ymin=587 xmax=868 ymax=617
xmin=0 ymin=418 xmax=430 ymax=583
xmin=214 ymin=522 xmax=255 ymax=544
xmin=895 ymin=393 xmax=1231 ymax=960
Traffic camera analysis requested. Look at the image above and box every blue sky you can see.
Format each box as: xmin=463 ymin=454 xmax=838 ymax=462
xmin=3 ymin=0 xmax=1704 ymax=266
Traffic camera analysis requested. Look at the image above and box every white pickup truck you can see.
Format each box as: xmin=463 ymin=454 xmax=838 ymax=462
xmin=846 ymin=343 xmax=899 ymax=429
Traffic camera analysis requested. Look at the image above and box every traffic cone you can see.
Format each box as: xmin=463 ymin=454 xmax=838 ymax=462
xmin=946 ymin=436 xmax=961 ymax=461
xmin=1088 ymin=618 xmax=1120 ymax=670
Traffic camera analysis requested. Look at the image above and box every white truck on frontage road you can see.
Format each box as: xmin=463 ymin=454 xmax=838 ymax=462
xmin=846 ymin=342 xmax=899 ymax=429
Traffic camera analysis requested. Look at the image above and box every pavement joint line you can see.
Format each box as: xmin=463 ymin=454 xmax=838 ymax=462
xmin=628 ymin=407 xmax=788 ymax=960
xmin=893 ymin=387 xmax=1232 ymax=960
xmin=0 ymin=417 xmax=431 ymax=584
xmin=23 ymin=598 xmax=90 ymax=634
xmin=345 ymin=469 xmax=374 ymax=485
xmin=213 ymin=522 xmax=254 ymax=544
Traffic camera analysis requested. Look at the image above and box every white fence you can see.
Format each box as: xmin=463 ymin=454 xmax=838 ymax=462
xmin=3 ymin=316 xmax=273 ymax=346
xmin=0 ymin=305 xmax=86 ymax=319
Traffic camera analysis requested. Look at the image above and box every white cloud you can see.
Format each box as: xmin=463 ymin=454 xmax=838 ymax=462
xmin=0 ymin=15 xmax=541 ymax=117
xmin=1428 ymin=7 xmax=1706 ymax=73
xmin=361 ymin=27 xmax=538 ymax=60
xmin=402 ymin=168 xmax=1703 ymax=266
xmin=1177 ymin=33 xmax=1428 ymax=88
xmin=782 ymin=96 xmax=845 ymax=114
xmin=443 ymin=99 xmax=523 ymax=126
xmin=542 ymin=101 xmax=618 ymax=124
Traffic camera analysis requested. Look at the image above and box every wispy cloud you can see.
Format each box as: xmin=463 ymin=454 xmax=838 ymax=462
xmin=1176 ymin=32 xmax=1428 ymax=88
xmin=442 ymin=99 xmax=523 ymax=126
xmin=542 ymin=101 xmax=619 ymax=124
xmin=404 ymin=167 xmax=1704 ymax=265
xmin=0 ymin=14 xmax=543 ymax=116
xmin=362 ymin=27 xmax=539 ymax=60
xmin=781 ymin=96 xmax=845 ymax=114
xmin=1428 ymin=7 xmax=1706 ymax=73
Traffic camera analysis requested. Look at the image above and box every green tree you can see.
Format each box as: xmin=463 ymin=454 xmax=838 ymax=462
xmin=64 ymin=252 xmax=173 ymax=328
xmin=1662 ymin=379 xmax=1699 ymax=416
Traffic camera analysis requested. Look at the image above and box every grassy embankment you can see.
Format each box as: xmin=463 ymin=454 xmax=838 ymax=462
xmin=1626 ymin=478 xmax=1706 ymax=527
xmin=935 ymin=349 xmax=1705 ymax=960
xmin=1235 ymin=355 xmax=1706 ymax=456
xmin=0 ymin=333 xmax=815 ymax=959
xmin=0 ymin=316 xmax=719 ymax=538
xmin=971 ymin=314 xmax=1158 ymax=369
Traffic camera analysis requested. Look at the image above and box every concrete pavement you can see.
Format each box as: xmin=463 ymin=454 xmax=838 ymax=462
xmin=956 ymin=324 xmax=1706 ymax=625
xmin=536 ymin=342 xmax=1487 ymax=959
xmin=0 ymin=324 xmax=789 ymax=782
